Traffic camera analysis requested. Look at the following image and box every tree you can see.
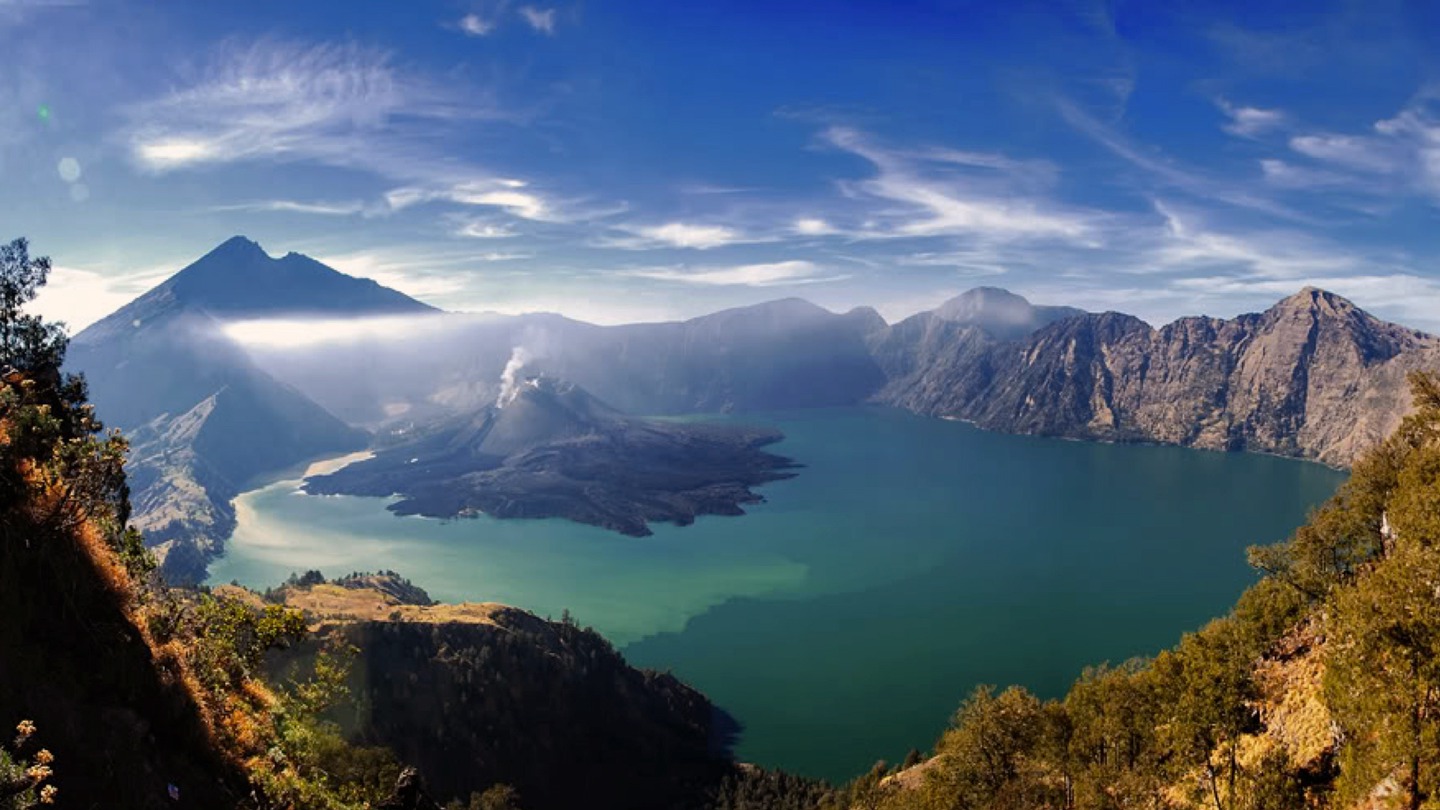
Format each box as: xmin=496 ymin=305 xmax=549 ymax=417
xmin=0 ymin=239 xmax=66 ymax=378
xmin=1325 ymin=537 xmax=1440 ymax=810
xmin=925 ymin=685 xmax=1059 ymax=810
xmin=1325 ymin=402 xmax=1440 ymax=810
xmin=1153 ymin=618 xmax=1259 ymax=810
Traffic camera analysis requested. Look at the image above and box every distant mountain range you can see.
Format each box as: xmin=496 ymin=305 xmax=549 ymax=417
xmin=64 ymin=236 xmax=1440 ymax=580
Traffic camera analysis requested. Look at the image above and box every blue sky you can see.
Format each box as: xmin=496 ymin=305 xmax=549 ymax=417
xmin=4 ymin=0 xmax=1440 ymax=331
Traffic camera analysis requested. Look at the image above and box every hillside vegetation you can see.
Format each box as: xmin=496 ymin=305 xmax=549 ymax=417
xmin=800 ymin=369 xmax=1440 ymax=810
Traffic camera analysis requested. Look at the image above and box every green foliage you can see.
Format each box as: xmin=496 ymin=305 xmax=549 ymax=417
xmin=0 ymin=239 xmax=66 ymax=378
xmin=1326 ymin=521 xmax=1440 ymax=807
xmin=186 ymin=595 xmax=307 ymax=696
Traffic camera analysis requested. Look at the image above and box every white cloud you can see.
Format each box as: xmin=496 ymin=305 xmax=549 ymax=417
xmin=1217 ymin=99 xmax=1285 ymax=138
xmin=213 ymin=199 xmax=366 ymax=216
xmin=318 ymin=249 xmax=472 ymax=301
xmin=459 ymin=13 xmax=495 ymax=36
xmin=1289 ymin=133 xmax=1400 ymax=174
xmin=125 ymin=40 xmax=433 ymax=172
xmin=621 ymin=260 xmax=838 ymax=287
xmin=29 ymin=265 xmax=171 ymax=333
xmin=454 ymin=220 xmax=519 ymax=239
xmin=614 ymin=222 xmax=748 ymax=249
xmin=120 ymin=39 xmax=517 ymax=190
xmin=823 ymin=126 xmax=1096 ymax=241
xmin=518 ymin=6 xmax=556 ymax=34
xmin=385 ymin=180 xmax=554 ymax=221
xmin=1148 ymin=201 xmax=1358 ymax=279
xmin=223 ymin=314 xmax=458 ymax=349
xmin=136 ymin=137 xmax=216 ymax=169
xmin=793 ymin=217 xmax=836 ymax=236
xmin=1280 ymin=99 xmax=1440 ymax=201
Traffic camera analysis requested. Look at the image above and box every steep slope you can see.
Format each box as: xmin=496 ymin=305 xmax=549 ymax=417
xmin=65 ymin=237 xmax=438 ymax=580
xmin=0 ymin=372 xmax=248 ymax=809
xmin=305 ymin=376 xmax=798 ymax=536
xmin=261 ymin=574 xmax=738 ymax=810
xmin=875 ymin=288 xmax=1440 ymax=466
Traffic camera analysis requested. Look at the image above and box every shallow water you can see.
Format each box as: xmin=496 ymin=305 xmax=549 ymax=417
xmin=208 ymin=407 xmax=1345 ymax=782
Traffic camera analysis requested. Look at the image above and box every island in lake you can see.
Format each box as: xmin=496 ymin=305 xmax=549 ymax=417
xmin=304 ymin=375 xmax=800 ymax=536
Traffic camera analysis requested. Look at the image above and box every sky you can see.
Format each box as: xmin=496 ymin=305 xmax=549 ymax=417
xmin=4 ymin=0 xmax=1440 ymax=332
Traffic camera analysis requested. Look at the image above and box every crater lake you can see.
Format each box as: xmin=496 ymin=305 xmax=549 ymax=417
xmin=208 ymin=407 xmax=1346 ymax=782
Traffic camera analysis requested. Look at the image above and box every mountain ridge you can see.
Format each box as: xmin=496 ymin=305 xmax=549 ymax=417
xmin=61 ymin=235 xmax=1440 ymax=583
xmin=875 ymin=286 xmax=1440 ymax=466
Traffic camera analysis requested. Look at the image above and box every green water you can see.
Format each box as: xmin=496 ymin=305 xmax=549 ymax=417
xmin=208 ymin=407 xmax=1345 ymax=783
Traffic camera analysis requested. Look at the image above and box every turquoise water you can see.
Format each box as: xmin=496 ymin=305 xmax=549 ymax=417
xmin=208 ymin=407 xmax=1345 ymax=783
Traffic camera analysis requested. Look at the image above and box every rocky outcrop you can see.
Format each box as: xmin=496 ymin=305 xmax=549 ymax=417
xmin=874 ymin=288 xmax=1440 ymax=467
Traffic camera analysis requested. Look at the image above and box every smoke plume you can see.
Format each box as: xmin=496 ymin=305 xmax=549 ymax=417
xmin=496 ymin=346 xmax=532 ymax=408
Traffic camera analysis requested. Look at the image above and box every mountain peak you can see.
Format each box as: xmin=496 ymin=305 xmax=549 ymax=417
xmin=1270 ymin=287 xmax=1361 ymax=319
xmin=932 ymin=287 xmax=1085 ymax=340
xmin=208 ymin=235 xmax=268 ymax=258
xmin=77 ymin=239 xmax=437 ymax=338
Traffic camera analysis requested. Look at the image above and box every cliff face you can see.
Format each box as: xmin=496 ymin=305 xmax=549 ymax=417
xmin=875 ymin=288 xmax=1440 ymax=467
xmin=266 ymin=579 xmax=735 ymax=810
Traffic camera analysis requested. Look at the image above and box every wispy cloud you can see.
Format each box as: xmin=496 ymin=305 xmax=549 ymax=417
xmin=606 ymin=222 xmax=754 ymax=250
xmin=212 ymin=199 xmax=368 ymax=216
xmin=792 ymin=217 xmax=837 ymax=236
xmin=620 ymin=260 xmax=840 ymax=287
xmin=1281 ymin=97 xmax=1440 ymax=201
xmin=1216 ymin=99 xmax=1285 ymax=138
xmin=823 ymin=126 xmax=1096 ymax=241
xmin=458 ymin=13 xmax=496 ymax=36
xmin=123 ymin=40 xmax=478 ymax=173
xmin=518 ymin=6 xmax=556 ymax=34
xmin=454 ymin=219 xmax=520 ymax=239
xmin=1147 ymin=201 xmax=1358 ymax=279
xmin=1257 ymin=159 xmax=1352 ymax=191
xmin=1058 ymin=100 xmax=1307 ymax=221
xmin=116 ymin=38 xmax=588 ymax=225
xmin=385 ymin=180 xmax=555 ymax=221
xmin=318 ymin=247 xmax=478 ymax=301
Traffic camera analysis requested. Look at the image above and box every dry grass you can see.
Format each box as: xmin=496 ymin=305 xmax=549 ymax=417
xmin=1253 ymin=619 xmax=1336 ymax=770
xmin=279 ymin=583 xmax=515 ymax=630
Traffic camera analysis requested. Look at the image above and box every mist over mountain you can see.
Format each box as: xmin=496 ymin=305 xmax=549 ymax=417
xmin=241 ymin=298 xmax=889 ymax=426
xmin=65 ymin=236 xmax=440 ymax=580
xmin=60 ymin=236 xmax=1440 ymax=582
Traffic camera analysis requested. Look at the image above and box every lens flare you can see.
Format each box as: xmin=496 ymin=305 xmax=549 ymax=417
xmin=57 ymin=158 xmax=81 ymax=183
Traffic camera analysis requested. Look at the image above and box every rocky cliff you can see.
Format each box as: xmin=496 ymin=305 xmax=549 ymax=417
xmin=874 ymin=288 xmax=1440 ymax=467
